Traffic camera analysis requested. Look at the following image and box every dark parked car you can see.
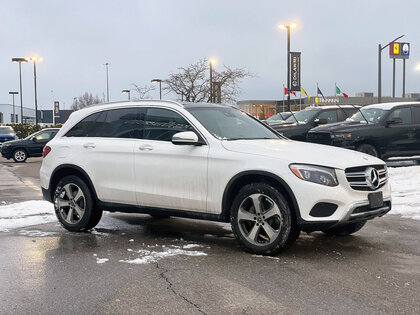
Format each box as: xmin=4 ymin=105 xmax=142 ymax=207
xmin=307 ymin=102 xmax=420 ymax=159
xmin=1 ymin=128 xmax=59 ymax=162
xmin=0 ymin=126 xmax=18 ymax=145
xmin=270 ymin=105 xmax=360 ymax=141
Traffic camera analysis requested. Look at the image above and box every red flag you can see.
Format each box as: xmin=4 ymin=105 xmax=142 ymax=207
xmin=284 ymin=88 xmax=296 ymax=96
xmin=284 ymin=87 xmax=288 ymax=95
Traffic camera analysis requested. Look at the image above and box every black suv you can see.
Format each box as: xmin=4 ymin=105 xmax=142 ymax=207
xmin=1 ymin=128 xmax=59 ymax=162
xmin=307 ymin=102 xmax=420 ymax=159
xmin=270 ymin=105 xmax=360 ymax=141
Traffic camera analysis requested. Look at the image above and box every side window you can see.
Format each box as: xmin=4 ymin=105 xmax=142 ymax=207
xmin=412 ymin=107 xmax=420 ymax=124
xmin=317 ymin=110 xmax=338 ymax=123
xmin=65 ymin=111 xmax=106 ymax=137
xmin=100 ymin=108 xmax=144 ymax=139
xmin=35 ymin=132 xmax=51 ymax=141
xmin=342 ymin=108 xmax=358 ymax=118
xmin=144 ymin=108 xmax=193 ymax=142
xmin=388 ymin=107 xmax=412 ymax=124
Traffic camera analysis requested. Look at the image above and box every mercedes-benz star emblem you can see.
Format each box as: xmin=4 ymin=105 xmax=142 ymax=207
xmin=366 ymin=167 xmax=380 ymax=189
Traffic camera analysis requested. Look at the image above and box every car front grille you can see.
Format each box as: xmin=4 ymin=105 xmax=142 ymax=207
xmin=345 ymin=164 xmax=388 ymax=191
xmin=306 ymin=132 xmax=331 ymax=145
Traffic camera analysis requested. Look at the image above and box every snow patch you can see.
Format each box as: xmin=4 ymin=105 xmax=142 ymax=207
xmin=96 ymin=258 xmax=109 ymax=264
xmin=182 ymin=244 xmax=202 ymax=249
xmin=119 ymin=246 xmax=207 ymax=265
xmin=18 ymin=230 xmax=57 ymax=237
xmin=388 ymin=166 xmax=420 ymax=220
xmin=0 ymin=200 xmax=55 ymax=231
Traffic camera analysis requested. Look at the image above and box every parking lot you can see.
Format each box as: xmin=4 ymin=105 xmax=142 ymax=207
xmin=0 ymin=157 xmax=419 ymax=314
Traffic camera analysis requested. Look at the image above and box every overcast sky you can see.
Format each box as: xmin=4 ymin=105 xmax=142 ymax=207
xmin=1 ymin=0 xmax=420 ymax=110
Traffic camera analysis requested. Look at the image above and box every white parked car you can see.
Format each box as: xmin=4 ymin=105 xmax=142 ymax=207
xmin=40 ymin=101 xmax=391 ymax=255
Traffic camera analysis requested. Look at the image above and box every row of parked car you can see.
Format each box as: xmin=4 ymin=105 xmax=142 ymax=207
xmin=266 ymin=102 xmax=420 ymax=160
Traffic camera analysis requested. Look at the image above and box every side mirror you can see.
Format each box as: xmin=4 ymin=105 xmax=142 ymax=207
xmin=172 ymin=131 xmax=203 ymax=145
xmin=32 ymin=137 xmax=37 ymax=143
xmin=314 ymin=118 xmax=328 ymax=126
xmin=385 ymin=117 xmax=403 ymax=127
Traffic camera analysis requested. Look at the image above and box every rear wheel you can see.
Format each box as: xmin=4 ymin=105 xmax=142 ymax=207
xmin=13 ymin=149 xmax=27 ymax=163
xmin=322 ymin=221 xmax=366 ymax=236
xmin=230 ymin=183 xmax=300 ymax=255
xmin=53 ymin=175 xmax=102 ymax=232
xmin=356 ymin=144 xmax=379 ymax=158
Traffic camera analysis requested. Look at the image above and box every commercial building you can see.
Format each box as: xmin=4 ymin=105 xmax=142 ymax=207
xmin=237 ymin=93 xmax=420 ymax=119
xmin=0 ymin=104 xmax=36 ymax=124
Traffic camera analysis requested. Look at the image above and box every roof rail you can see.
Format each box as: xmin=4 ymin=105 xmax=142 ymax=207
xmin=98 ymin=99 xmax=184 ymax=108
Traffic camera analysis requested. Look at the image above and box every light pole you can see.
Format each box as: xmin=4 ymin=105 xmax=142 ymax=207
xmin=122 ymin=89 xmax=131 ymax=101
xmin=104 ymin=62 xmax=110 ymax=102
xmin=151 ymin=79 xmax=162 ymax=100
xmin=209 ymin=58 xmax=216 ymax=103
xmin=9 ymin=91 xmax=18 ymax=123
xmin=279 ymin=22 xmax=297 ymax=112
xmin=378 ymin=35 xmax=404 ymax=103
xmin=26 ymin=56 xmax=42 ymax=130
xmin=12 ymin=57 xmax=28 ymax=125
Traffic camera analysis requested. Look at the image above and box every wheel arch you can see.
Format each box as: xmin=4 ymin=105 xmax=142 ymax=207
xmin=221 ymin=171 xmax=301 ymax=223
xmin=49 ymin=164 xmax=99 ymax=204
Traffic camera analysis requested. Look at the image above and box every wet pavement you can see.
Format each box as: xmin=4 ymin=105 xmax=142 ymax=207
xmin=0 ymin=157 xmax=419 ymax=314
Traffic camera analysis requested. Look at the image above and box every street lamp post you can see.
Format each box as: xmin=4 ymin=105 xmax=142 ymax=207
xmin=9 ymin=91 xmax=19 ymax=123
xmin=151 ymin=79 xmax=162 ymax=100
xmin=104 ymin=62 xmax=110 ymax=102
xmin=122 ymin=89 xmax=131 ymax=101
xmin=12 ymin=58 xmax=28 ymax=125
xmin=377 ymin=35 xmax=404 ymax=103
xmin=279 ymin=23 xmax=297 ymax=112
xmin=209 ymin=59 xmax=216 ymax=103
xmin=26 ymin=56 xmax=42 ymax=130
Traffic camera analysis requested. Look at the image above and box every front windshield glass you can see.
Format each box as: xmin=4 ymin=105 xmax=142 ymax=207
xmin=348 ymin=108 xmax=387 ymax=124
xmin=187 ymin=107 xmax=280 ymax=140
xmin=266 ymin=114 xmax=284 ymax=124
xmin=0 ymin=127 xmax=15 ymax=135
xmin=284 ymin=109 xmax=319 ymax=124
xmin=25 ymin=130 xmax=41 ymax=140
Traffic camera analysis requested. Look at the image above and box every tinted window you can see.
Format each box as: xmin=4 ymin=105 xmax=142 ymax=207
xmin=413 ymin=107 xmax=420 ymax=124
xmin=317 ymin=110 xmax=338 ymax=123
xmin=35 ymin=132 xmax=52 ymax=141
xmin=342 ymin=108 xmax=358 ymax=118
xmin=144 ymin=108 xmax=193 ymax=141
xmin=388 ymin=107 xmax=412 ymax=124
xmin=285 ymin=109 xmax=320 ymax=124
xmin=66 ymin=108 xmax=143 ymax=138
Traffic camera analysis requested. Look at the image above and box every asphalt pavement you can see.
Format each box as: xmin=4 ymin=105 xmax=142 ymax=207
xmin=0 ymin=157 xmax=419 ymax=314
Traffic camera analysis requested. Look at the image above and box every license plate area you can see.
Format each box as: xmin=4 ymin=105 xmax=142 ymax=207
xmin=368 ymin=191 xmax=383 ymax=209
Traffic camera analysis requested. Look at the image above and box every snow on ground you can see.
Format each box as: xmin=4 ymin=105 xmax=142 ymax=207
xmin=0 ymin=200 xmax=55 ymax=231
xmin=388 ymin=165 xmax=420 ymax=220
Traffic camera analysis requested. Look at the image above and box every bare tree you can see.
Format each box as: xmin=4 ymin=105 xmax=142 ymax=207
xmin=71 ymin=92 xmax=103 ymax=110
xmin=164 ymin=58 xmax=253 ymax=104
xmin=131 ymin=84 xmax=155 ymax=100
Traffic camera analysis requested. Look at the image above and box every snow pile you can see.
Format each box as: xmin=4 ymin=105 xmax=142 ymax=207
xmin=119 ymin=245 xmax=207 ymax=265
xmin=18 ymin=229 xmax=57 ymax=237
xmin=0 ymin=200 xmax=56 ymax=231
xmin=388 ymin=165 xmax=420 ymax=220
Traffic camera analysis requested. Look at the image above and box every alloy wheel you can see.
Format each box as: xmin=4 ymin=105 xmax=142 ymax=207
xmin=55 ymin=183 xmax=86 ymax=224
xmin=14 ymin=150 xmax=26 ymax=162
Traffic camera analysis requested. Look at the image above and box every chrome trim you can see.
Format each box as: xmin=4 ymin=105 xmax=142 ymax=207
xmin=338 ymin=197 xmax=392 ymax=224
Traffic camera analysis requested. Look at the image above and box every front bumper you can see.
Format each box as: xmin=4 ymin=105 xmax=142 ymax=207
xmin=1 ymin=147 xmax=12 ymax=159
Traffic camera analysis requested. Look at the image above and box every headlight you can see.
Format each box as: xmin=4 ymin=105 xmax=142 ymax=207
xmin=289 ymin=164 xmax=338 ymax=186
xmin=331 ymin=133 xmax=351 ymax=139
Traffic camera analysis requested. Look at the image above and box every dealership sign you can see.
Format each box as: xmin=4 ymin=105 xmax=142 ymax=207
xmin=389 ymin=42 xmax=410 ymax=59
xmin=289 ymin=52 xmax=301 ymax=91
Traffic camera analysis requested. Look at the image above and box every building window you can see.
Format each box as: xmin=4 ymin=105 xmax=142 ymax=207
xmin=0 ymin=112 xmax=3 ymax=123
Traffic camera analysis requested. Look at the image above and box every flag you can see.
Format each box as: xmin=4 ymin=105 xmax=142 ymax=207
xmin=284 ymin=87 xmax=296 ymax=96
xmin=317 ymin=87 xmax=325 ymax=99
xmin=336 ymin=85 xmax=349 ymax=98
xmin=301 ymin=87 xmax=310 ymax=100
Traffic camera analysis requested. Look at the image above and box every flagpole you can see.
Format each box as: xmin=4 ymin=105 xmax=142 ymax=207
xmin=299 ymin=92 xmax=302 ymax=110
xmin=335 ymin=82 xmax=337 ymax=104
xmin=282 ymin=84 xmax=285 ymax=112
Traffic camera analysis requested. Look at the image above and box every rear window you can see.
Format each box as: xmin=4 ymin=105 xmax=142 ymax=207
xmin=0 ymin=127 xmax=15 ymax=135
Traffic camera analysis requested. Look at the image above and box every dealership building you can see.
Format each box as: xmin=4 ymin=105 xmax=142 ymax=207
xmin=0 ymin=103 xmax=73 ymax=125
xmin=237 ymin=93 xmax=420 ymax=119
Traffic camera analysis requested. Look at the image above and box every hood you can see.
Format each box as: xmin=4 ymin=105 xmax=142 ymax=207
xmin=310 ymin=121 xmax=370 ymax=133
xmin=1 ymin=139 xmax=23 ymax=145
xmin=221 ymin=139 xmax=383 ymax=169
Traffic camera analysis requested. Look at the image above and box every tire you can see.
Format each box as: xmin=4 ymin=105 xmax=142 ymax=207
xmin=53 ymin=175 xmax=102 ymax=232
xmin=13 ymin=149 xmax=27 ymax=163
xmin=230 ymin=183 xmax=300 ymax=255
xmin=356 ymin=144 xmax=379 ymax=158
xmin=322 ymin=221 xmax=366 ymax=236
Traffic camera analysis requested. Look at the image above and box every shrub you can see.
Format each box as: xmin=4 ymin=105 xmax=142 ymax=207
xmin=4 ymin=124 xmax=62 ymax=139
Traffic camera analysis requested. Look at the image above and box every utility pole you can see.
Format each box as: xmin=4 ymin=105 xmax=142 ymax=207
xmin=104 ymin=62 xmax=110 ymax=102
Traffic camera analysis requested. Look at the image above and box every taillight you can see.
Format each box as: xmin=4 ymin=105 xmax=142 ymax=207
xmin=43 ymin=146 xmax=51 ymax=158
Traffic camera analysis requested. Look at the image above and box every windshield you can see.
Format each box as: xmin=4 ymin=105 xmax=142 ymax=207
xmin=187 ymin=107 xmax=280 ymax=140
xmin=266 ymin=114 xmax=284 ymax=124
xmin=348 ymin=108 xmax=387 ymax=124
xmin=0 ymin=127 xmax=15 ymax=135
xmin=284 ymin=109 xmax=319 ymax=124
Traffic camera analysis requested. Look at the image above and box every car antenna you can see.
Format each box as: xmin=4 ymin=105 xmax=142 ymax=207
xmin=349 ymin=104 xmax=369 ymax=123
xmin=287 ymin=98 xmax=299 ymax=124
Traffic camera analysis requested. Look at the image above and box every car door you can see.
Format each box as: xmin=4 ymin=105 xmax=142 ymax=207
xmin=383 ymin=106 xmax=417 ymax=155
xmin=411 ymin=106 xmax=420 ymax=153
xmin=30 ymin=130 xmax=54 ymax=156
xmin=134 ymin=107 xmax=209 ymax=212
xmin=64 ymin=107 xmax=140 ymax=205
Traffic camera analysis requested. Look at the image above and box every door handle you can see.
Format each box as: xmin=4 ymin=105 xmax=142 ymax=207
xmin=83 ymin=143 xmax=96 ymax=149
xmin=138 ymin=144 xmax=154 ymax=151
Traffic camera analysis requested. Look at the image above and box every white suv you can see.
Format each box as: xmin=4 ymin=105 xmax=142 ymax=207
xmin=40 ymin=101 xmax=392 ymax=255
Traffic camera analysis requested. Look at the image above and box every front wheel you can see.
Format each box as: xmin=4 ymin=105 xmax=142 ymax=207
xmin=356 ymin=144 xmax=379 ymax=158
xmin=13 ymin=149 xmax=27 ymax=163
xmin=230 ymin=183 xmax=300 ymax=255
xmin=322 ymin=221 xmax=366 ymax=236
xmin=53 ymin=175 xmax=102 ymax=232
